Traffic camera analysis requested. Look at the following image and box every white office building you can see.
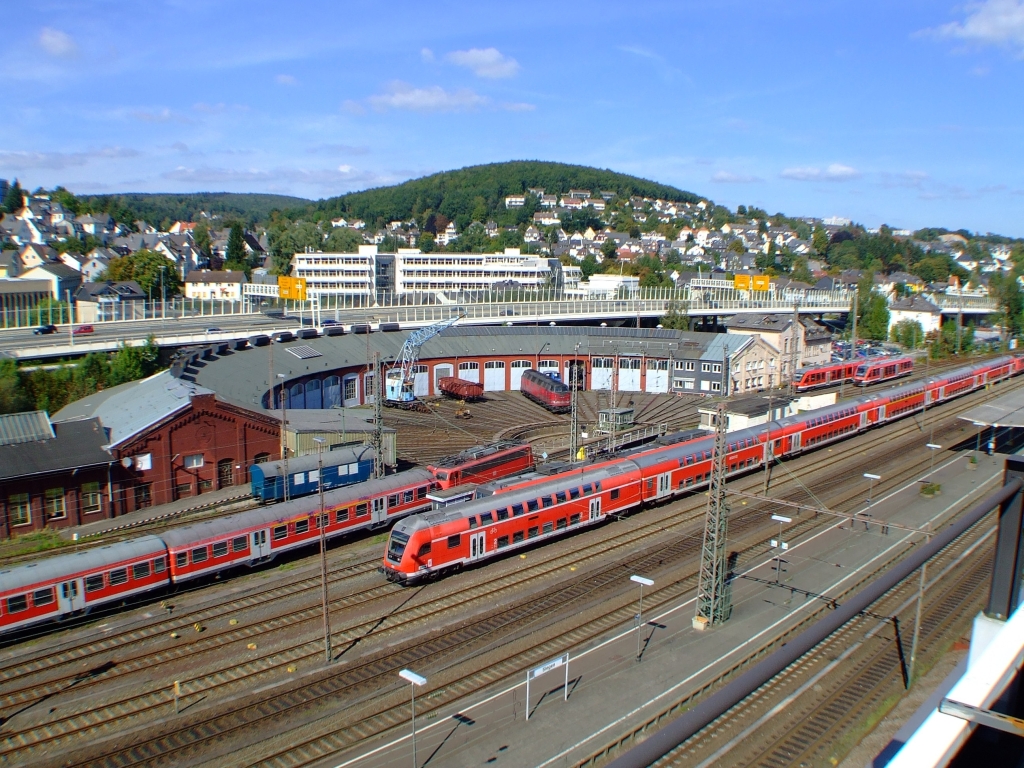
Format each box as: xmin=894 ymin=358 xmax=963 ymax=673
xmin=291 ymin=245 xmax=376 ymax=298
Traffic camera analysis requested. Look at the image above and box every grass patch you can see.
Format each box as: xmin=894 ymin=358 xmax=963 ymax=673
xmin=277 ymin=562 xmax=296 ymax=572
xmin=0 ymin=529 xmax=68 ymax=560
xmin=370 ymin=533 xmax=389 ymax=544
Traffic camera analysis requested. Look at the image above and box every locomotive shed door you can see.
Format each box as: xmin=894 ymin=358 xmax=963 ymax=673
xmin=589 ymin=497 xmax=602 ymax=520
xmin=656 ymin=473 xmax=671 ymax=498
xmin=469 ymin=531 xmax=486 ymax=561
xmin=372 ymin=496 xmax=387 ymax=524
xmin=252 ymin=529 xmax=270 ymax=559
xmin=58 ymin=578 xmax=83 ymax=614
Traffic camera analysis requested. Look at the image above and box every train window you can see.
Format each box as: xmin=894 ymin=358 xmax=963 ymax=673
xmin=447 ymin=534 xmax=461 ymax=549
xmin=595 ymin=481 xmax=602 ymax=492
xmin=417 ymin=486 xmax=428 ymax=499
xmin=273 ymin=525 xmax=288 ymax=540
xmin=481 ymin=512 xmax=494 ymax=524
xmin=404 ymin=490 xmax=414 ymax=504
xmin=388 ymin=494 xmax=400 ymax=508
xmin=497 ymin=508 xmax=509 ymax=521
xmin=356 ymin=503 xmax=369 ymax=517
xmin=154 ymin=556 xmax=166 ymax=573
xmin=569 ymin=488 xmax=580 ymax=500
xmin=336 ymin=508 xmax=349 ymax=522
xmin=295 ymin=519 xmax=309 ymax=535
xmin=527 ymin=499 xmax=539 ymax=512
xmin=542 ymin=496 xmax=553 ymax=508
xmin=212 ymin=542 xmax=229 ymax=558
xmin=582 ymin=483 xmax=593 ymax=495
xmin=174 ymin=553 xmax=187 ymax=569
xmin=513 ymin=531 xmax=525 ymax=544
xmin=33 ymin=588 xmax=54 ymax=606
xmin=316 ymin=513 xmax=328 ymax=529
xmin=417 ymin=543 xmax=432 ymax=558
xmin=191 ymin=548 xmax=208 ymax=565
xmin=611 ymin=488 xmax=621 ymax=500
xmin=570 ymin=513 xmax=581 ymax=525
xmin=133 ymin=562 xmax=150 ymax=580
xmin=109 ymin=568 xmax=128 ymax=586
xmin=85 ymin=574 xmax=104 ymax=592
xmin=557 ymin=518 xmax=567 ymax=530
xmin=469 ymin=516 xmax=478 ymax=529
xmin=6 ymin=595 xmax=27 ymax=613
xmin=528 ymin=526 xmax=539 ymax=538
xmin=512 ymin=504 xmax=524 ymax=516
xmin=232 ymin=536 xmax=248 ymax=552
xmin=543 ymin=522 xmax=553 ymax=534
xmin=556 ymin=492 xmax=567 ymax=504
xmin=497 ymin=536 xmax=509 ymax=549
xmin=685 ymin=456 xmax=694 ymax=465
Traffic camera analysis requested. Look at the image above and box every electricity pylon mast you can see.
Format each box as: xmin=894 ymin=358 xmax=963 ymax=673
xmin=694 ymin=401 xmax=732 ymax=629
xmin=569 ymin=343 xmax=581 ymax=462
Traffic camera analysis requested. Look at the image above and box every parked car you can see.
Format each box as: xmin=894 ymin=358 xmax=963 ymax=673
xmin=72 ymin=325 xmax=94 ymax=335
xmin=33 ymin=325 xmax=57 ymax=335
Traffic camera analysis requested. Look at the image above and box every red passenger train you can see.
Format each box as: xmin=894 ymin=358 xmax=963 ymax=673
xmin=0 ymin=442 xmax=532 ymax=636
xmin=382 ymin=355 xmax=1024 ymax=584
xmin=854 ymin=356 xmax=914 ymax=386
xmin=520 ymin=369 xmax=572 ymax=413
xmin=793 ymin=361 xmax=860 ymax=392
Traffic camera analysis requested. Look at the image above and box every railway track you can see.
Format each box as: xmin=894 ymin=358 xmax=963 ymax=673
xmin=14 ymin=377 xmax=1014 ymax=768
xmin=651 ymin=499 xmax=996 ymax=768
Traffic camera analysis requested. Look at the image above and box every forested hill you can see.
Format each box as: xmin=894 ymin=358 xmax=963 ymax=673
xmin=313 ymin=161 xmax=700 ymax=229
xmin=78 ymin=192 xmax=310 ymax=228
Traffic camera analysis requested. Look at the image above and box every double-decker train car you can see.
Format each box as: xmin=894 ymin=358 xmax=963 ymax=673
xmin=0 ymin=537 xmax=168 ymax=633
xmin=520 ymin=369 xmax=572 ymax=413
xmin=854 ymin=356 xmax=914 ymax=386
xmin=250 ymin=444 xmax=376 ymax=502
xmin=793 ymin=361 xmax=860 ymax=392
xmin=382 ymin=355 xmax=1024 ymax=584
xmin=0 ymin=441 xmax=533 ymax=637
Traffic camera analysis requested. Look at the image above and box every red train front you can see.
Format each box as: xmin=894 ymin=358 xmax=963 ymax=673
xmin=519 ymin=369 xmax=572 ymax=413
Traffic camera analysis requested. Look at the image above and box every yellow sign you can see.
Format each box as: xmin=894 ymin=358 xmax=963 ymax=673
xmin=278 ymin=276 xmax=307 ymax=301
xmin=752 ymin=275 xmax=771 ymax=291
xmin=734 ymin=274 xmax=751 ymax=290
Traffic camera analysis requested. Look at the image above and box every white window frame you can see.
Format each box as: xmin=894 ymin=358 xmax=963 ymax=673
xmin=184 ymin=454 xmax=204 ymax=469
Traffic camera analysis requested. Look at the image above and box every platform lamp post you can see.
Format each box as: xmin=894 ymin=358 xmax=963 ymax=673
xmin=925 ymin=443 xmax=941 ymax=479
xmin=399 ymin=669 xmax=427 ymax=768
xmin=630 ymin=575 xmax=654 ymax=661
xmin=770 ymin=514 xmax=791 ymax=583
xmin=864 ymin=473 xmax=880 ymax=505
xmin=313 ymin=436 xmax=331 ymax=664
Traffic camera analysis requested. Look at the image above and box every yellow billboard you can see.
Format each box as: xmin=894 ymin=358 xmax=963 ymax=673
xmin=752 ymin=275 xmax=771 ymax=291
xmin=278 ymin=276 xmax=307 ymax=301
xmin=734 ymin=274 xmax=751 ymax=290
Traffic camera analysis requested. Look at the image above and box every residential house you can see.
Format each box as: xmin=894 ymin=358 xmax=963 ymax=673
xmin=185 ymin=270 xmax=248 ymax=301
xmin=504 ymin=195 xmax=526 ymax=208
xmin=727 ymin=313 xmax=832 ymax=383
xmin=74 ymin=281 xmax=147 ymax=322
xmin=19 ymin=243 xmax=58 ymax=270
xmin=20 ymin=261 xmax=83 ymax=301
xmin=887 ymin=295 xmax=942 ymax=335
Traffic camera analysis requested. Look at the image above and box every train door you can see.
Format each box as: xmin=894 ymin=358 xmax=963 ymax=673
xmin=372 ymin=496 xmax=387 ymax=524
xmin=656 ymin=473 xmax=671 ymax=498
xmin=589 ymin=497 xmax=602 ymax=520
xmin=469 ymin=531 xmax=486 ymax=561
xmin=790 ymin=433 xmax=802 ymax=452
xmin=252 ymin=529 xmax=270 ymax=558
xmin=57 ymin=578 xmax=83 ymax=614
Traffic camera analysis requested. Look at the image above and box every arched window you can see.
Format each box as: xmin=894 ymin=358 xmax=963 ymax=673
xmin=289 ymin=383 xmax=305 ymax=409
xmin=305 ymin=379 xmax=322 ymax=409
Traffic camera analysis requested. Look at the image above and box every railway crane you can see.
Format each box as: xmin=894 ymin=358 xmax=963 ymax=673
xmin=384 ymin=313 xmax=463 ymax=409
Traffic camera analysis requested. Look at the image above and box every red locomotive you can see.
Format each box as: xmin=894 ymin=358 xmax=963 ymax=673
xmin=519 ymin=369 xmax=572 ymax=413
xmin=382 ymin=355 xmax=1024 ymax=584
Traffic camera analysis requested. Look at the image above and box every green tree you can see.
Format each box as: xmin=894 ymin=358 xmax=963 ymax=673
xmin=418 ymin=232 xmax=436 ymax=253
xmin=601 ymin=238 xmax=619 ymax=260
xmin=0 ymin=359 xmax=30 ymax=414
xmin=104 ymin=249 xmax=182 ymax=295
xmin=226 ymin=223 xmax=246 ymax=265
xmin=791 ymin=258 xmax=813 ymax=284
xmin=3 ymin=180 xmax=24 ymax=214
xmin=660 ymin=301 xmax=689 ymax=330
xmin=108 ymin=338 xmax=160 ymax=386
xmin=812 ymin=226 xmax=830 ymax=257
xmin=889 ymin=319 xmax=924 ymax=349
xmin=323 ymin=227 xmax=363 ymax=252
xmin=727 ymin=239 xmax=745 ymax=255
xmin=193 ymin=219 xmax=211 ymax=260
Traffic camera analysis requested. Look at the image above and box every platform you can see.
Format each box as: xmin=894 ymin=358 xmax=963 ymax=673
xmin=959 ymin=386 xmax=1024 ymax=429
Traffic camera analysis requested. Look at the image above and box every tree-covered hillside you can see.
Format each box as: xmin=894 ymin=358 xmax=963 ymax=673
xmin=78 ymin=192 xmax=310 ymax=229
xmin=314 ymin=161 xmax=700 ymax=231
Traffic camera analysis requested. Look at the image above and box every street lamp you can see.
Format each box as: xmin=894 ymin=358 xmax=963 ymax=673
xmin=630 ymin=574 xmax=654 ymax=661
xmin=160 ymin=264 xmax=166 ymax=322
xmin=314 ymin=436 xmax=330 ymax=664
xmin=770 ymin=514 xmax=791 ymax=583
xmin=399 ymin=669 xmax=427 ymax=768
xmin=925 ymin=443 xmax=941 ymax=479
xmin=864 ymin=473 xmax=880 ymax=505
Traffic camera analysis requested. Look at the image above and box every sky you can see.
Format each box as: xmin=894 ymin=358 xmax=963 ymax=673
xmin=2 ymin=0 xmax=1024 ymax=236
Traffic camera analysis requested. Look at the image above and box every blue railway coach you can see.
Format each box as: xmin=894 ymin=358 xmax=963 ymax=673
xmin=250 ymin=444 xmax=375 ymax=502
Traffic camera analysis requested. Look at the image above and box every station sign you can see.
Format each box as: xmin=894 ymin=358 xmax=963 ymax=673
xmin=734 ymin=274 xmax=751 ymax=290
xmin=752 ymin=275 xmax=771 ymax=291
xmin=278 ymin=276 xmax=307 ymax=301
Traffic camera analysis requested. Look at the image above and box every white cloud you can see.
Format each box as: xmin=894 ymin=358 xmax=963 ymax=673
xmin=0 ymin=146 xmax=137 ymax=170
xmin=420 ymin=48 xmax=434 ymax=62
xmin=275 ymin=74 xmax=297 ymax=86
xmin=368 ymin=82 xmax=488 ymax=112
xmin=132 ymin=108 xmax=176 ymax=123
xmin=502 ymin=101 xmax=536 ymax=112
xmin=781 ymin=163 xmax=860 ymax=181
xmin=337 ymin=164 xmax=352 ymax=173
xmin=712 ymin=171 xmax=762 ymax=183
xmin=931 ymin=0 xmax=1024 ymax=54
xmin=38 ymin=28 xmax=78 ymax=58
xmin=445 ymin=47 xmax=520 ymax=78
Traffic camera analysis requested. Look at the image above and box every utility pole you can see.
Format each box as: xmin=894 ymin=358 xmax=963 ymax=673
xmin=314 ymin=437 xmax=331 ymax=664
xmin=694 ymin=402 xmax=732 ymax=630
xmin=789 ymin=301 xmax=800 ymax=395
xmin=372 ymin=351 xmax=385 ymax=479
xmin=569 ymin=342 xmax=581 ymax=462
xmin=763 ymin=392 xmax=773 ymax=496
xmin=850 ymin=290 xmax=858 ymax=364
xmin=608 ymin=355 xmax=618 ymax=454
xmin=277 ymin=373 xmax=289 ymax=502
xmin=956 ymin=291 xmax=963 ymax=356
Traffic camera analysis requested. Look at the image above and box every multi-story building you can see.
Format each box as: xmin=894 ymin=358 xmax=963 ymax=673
xmin=394 ymin=248 xmax=560 ymax=294
xmin=291 ymin=246 xmax=376 ymax=299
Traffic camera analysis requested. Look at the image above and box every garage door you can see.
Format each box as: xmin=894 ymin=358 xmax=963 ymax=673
xmin=539 ymin=359 xmax=560 ymax=378
xmin=484 ymin=361 xmax=506 ymax=391
xmin=433 ymin=364 xmax=453 ymax=393
xmin=458 ymin=361 xmax=480 ymax=383
xmin=592 ymin=357 xmax=614 ymax=390
xmin=510 ymin=360 xmax=532 ymax=390
xmin=619 ymin=358 xmax=642 ymax=391
xmin=645 ymin=359 xmax=668 ymax=393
